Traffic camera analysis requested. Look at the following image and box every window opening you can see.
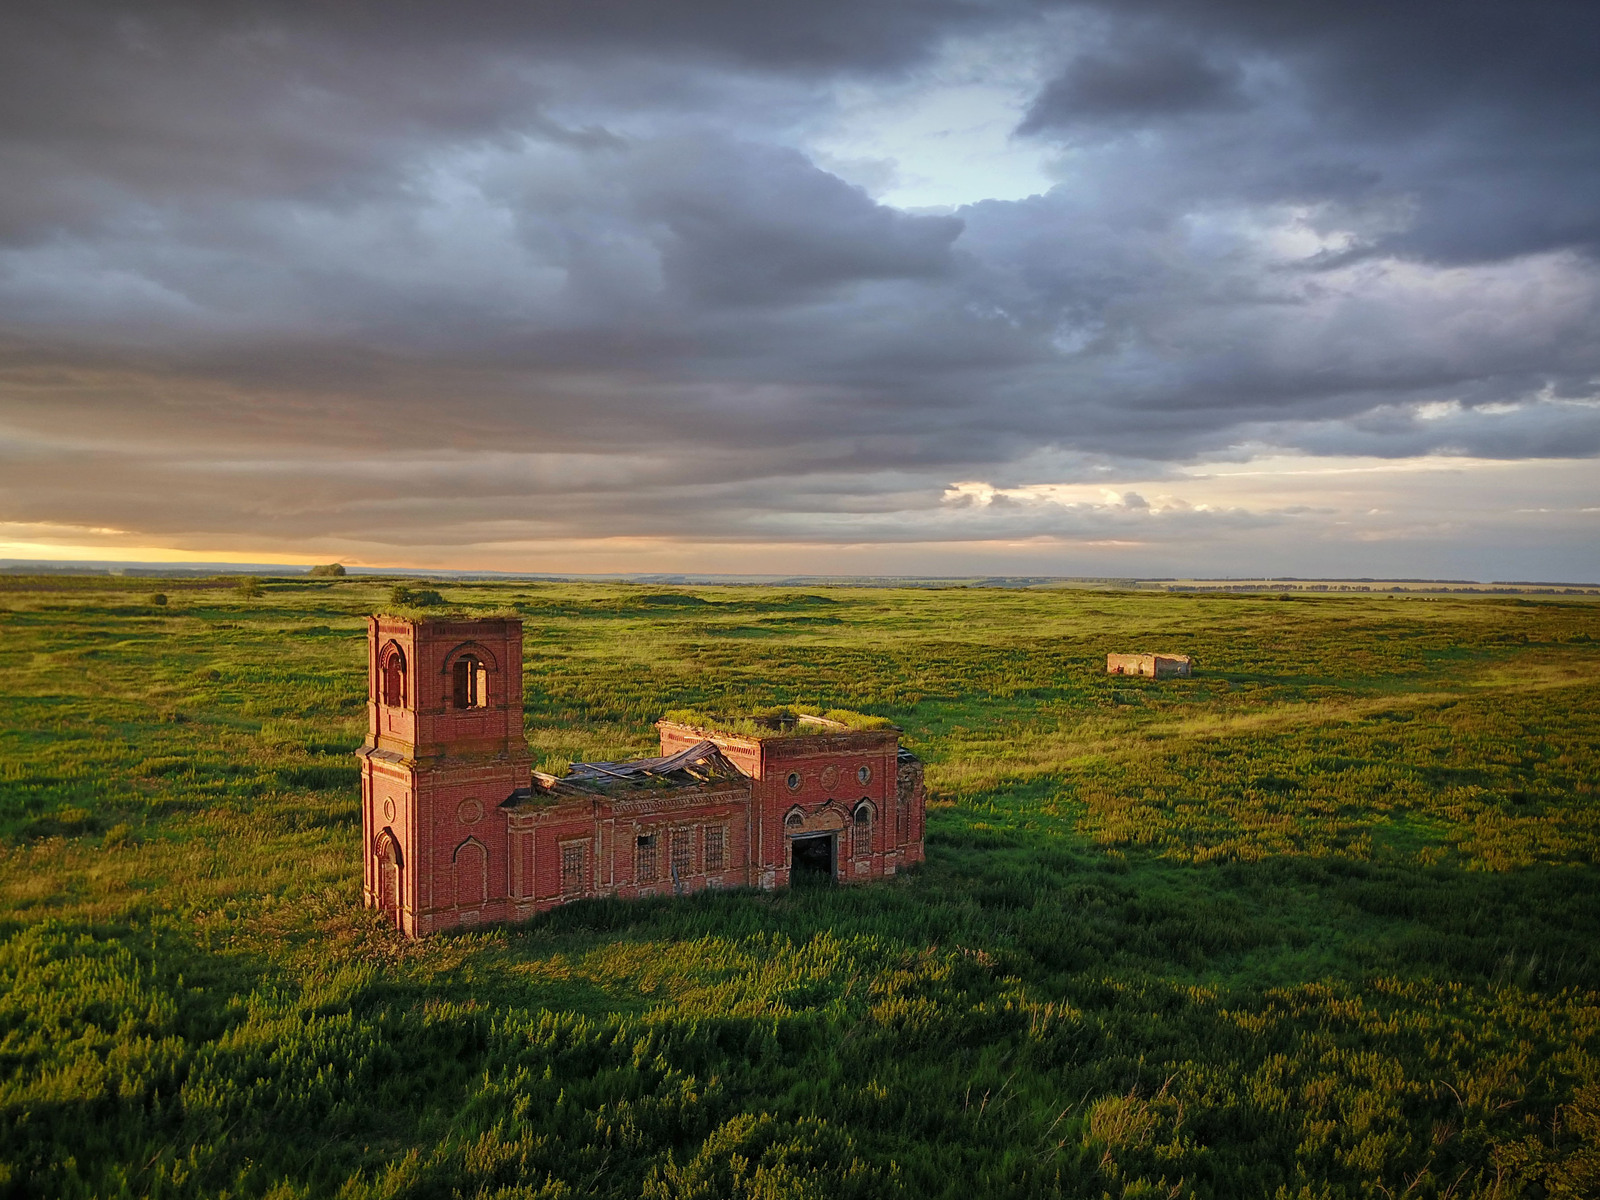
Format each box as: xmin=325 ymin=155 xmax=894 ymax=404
xmin=704 ymin=825 xmax=726 ymax=873
xmin=452 ymin=654 xmax=489 ymax=709
xmin=786 ymin=771 xmax=802 ymax=791
xmin=635 ymin=833 xmax=658 ymax=883
xmin=670 ymin=828 xmax=693 ymax=880
xmin=560 ymin=842 xmax=586 ymax=895
xmin=857 ymin=764 xmax=872 ymax=785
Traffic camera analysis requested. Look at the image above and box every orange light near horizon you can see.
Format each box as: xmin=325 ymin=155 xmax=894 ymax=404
xmin=0 ymin=540 xmax=349 ymax=567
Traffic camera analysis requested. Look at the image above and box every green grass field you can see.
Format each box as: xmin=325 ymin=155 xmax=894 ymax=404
xmin=1 ymin=575 xmax=1597 ymax=1199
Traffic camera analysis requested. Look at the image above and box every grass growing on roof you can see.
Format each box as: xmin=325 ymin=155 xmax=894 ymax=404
xmin=660 ymin=704 xmax=898 ymax=736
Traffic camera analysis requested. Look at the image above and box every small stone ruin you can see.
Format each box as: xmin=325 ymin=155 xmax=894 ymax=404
xmin=1106 ymin=653 xmax=1193 ymax=678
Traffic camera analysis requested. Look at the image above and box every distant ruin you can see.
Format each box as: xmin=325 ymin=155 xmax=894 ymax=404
xmin=1106 ymin=652 xmax=1193 ymax=678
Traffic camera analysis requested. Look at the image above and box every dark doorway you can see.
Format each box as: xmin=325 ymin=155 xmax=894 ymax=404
xmin=789 ymin=833 xmax=835 ymax=885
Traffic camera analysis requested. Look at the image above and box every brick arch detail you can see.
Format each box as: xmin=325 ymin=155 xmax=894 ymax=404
xmin=786 ymin=803 xmax=847 ymax=835
xmin=438 ymin=641 xmax=501 ymax=674
xmin=440 ymin=641 xmax=500 ymax=709
xmin=379 ymin=641 xmax=407 ymax=707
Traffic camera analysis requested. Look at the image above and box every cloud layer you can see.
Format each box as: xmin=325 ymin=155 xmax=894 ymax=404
xmin=1 ymin=0 xmax=1597 ymax=575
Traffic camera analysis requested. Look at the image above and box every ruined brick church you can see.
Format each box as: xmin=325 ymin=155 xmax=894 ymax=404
xmin=357 ymin=616 xmax=926 ymax=936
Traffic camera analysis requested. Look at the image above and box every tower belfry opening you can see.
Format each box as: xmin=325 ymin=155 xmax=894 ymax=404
xmin=452 ymin=654 xmax=487 ymax=708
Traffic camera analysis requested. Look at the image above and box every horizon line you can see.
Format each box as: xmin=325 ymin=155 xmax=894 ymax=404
xmin=3 ymin=558 xmax=1597 ymax=590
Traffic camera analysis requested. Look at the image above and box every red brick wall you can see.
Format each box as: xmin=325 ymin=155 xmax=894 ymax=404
xmin=656 ymin=722 xmax=922 ymax=887
xmin=359 ymin=616 xmax=531 ymax=936
xmin=505 ymin=788 xmax=754 ymax=917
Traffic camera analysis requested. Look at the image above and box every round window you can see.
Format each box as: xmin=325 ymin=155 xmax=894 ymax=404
xmin=857 ymin=764 xmax=872 ymax=785
xmin=786 ymin=771 xmax=802 ymax=791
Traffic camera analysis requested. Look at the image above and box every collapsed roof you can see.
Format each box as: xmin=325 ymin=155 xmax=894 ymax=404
xmin=534 ymin=739 xmax=747 ymax=796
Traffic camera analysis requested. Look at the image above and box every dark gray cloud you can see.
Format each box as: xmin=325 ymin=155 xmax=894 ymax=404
xmin=628 ymin=139 xmax=965 ymax=305
xmin=1018 ymin=39 xmax=1245 ymax=133
xmin=1018 ymin=0 xmax=1600 ymax=262
xmin=0 ymin=1 xmax=1596 ymax=574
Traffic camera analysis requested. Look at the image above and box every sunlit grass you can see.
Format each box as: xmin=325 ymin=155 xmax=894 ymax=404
xmin=0 ymin=574 xmax=1597 ymax=1197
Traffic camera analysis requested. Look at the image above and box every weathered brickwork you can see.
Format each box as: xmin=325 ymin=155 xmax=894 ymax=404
xmin=358 ymin=616 xmax=926 ymax=936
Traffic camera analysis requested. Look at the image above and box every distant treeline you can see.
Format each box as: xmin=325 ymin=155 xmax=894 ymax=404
xmin=1166 ymin=582 xmax=1599 ymax=594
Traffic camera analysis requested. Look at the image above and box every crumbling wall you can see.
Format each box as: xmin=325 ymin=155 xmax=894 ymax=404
xmin=1106 ymin=653 xmax=1193 ymax=678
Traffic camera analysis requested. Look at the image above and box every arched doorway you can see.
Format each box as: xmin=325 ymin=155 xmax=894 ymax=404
xmin=375 ymin=831 xmax=403 ymax=928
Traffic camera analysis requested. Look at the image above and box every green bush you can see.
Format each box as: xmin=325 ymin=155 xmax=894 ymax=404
xmin=389 ymin=584 xmax=445 ymax=607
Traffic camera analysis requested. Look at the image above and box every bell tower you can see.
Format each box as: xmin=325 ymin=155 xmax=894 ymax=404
xmin=357 ymin=615 xmax=530 ymax=935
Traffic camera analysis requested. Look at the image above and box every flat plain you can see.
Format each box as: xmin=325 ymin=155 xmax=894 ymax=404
xmin=1 ymin=575 xmax=1597 ymax=1199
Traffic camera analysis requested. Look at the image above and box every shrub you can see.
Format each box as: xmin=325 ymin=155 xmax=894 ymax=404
xmin=308 ymin=563 xmax=346 ymax=577
xmin=235 ymin=576 xmax=264 ymax=598
xmin=390 ymin=584 xmax=445 ymax=608
xmin=149 ymin=592 xmax=167 ymax=606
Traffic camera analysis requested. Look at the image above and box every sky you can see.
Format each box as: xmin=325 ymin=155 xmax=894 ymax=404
xmin=1 ymin=0 xmax=1597 ymax=579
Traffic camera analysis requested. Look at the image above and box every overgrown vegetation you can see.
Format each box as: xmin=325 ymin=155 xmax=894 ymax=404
xmin=1 ymin=576 xmax=1597 ymax=1198
xmin=661 ymin=704 xmax=899 ymax=736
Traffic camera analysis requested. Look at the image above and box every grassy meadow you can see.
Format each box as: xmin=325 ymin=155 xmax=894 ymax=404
xmin=1 ymin=574 xmax=1597 ymax=1199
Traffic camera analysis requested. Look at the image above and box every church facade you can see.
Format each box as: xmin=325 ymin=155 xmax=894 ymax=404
xmin=357 ymin=615 xmax=926 ymax=936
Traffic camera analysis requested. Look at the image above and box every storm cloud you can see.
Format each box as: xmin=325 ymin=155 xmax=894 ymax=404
xmin=0 ymin=0 xmax=1596 ymax=575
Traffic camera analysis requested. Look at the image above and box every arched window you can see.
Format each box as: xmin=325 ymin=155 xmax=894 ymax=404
xmin=452 ymin=654 xmax=488 ymax=709
xmin=852 ymin=802 xmax=873 ymax=858
xmin=785 ymin=810 xmax=804 ymax=833
xmin=380 ymin=644 xmax=407 ymax=707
